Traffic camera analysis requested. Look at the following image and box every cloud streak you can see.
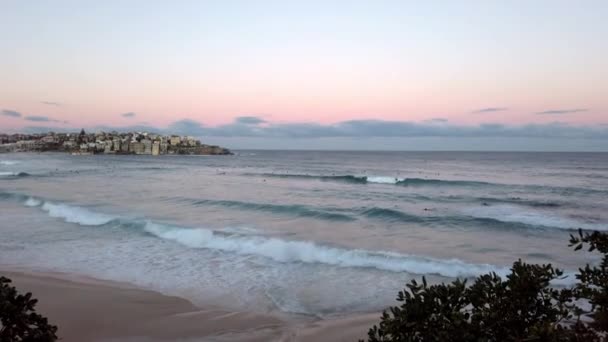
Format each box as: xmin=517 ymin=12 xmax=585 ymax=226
xmin=24 ymin=115 xmax=54 ymax=122
xmin=472 ymin=107 xmax=509 ymax=113
xmin=536 ymin=109 xmax=588 ymax=115
xmin=1 ymin=109 xmax=22 ymax=117
xmin=424 ymin=118 xmax=448 ymax=123
xmin=23 ymin=115 xmax=67 ymax=124
xmin=13 ymin=117 xmax=608 ymax=141
xmin=41 ymin=101 xmax=62 ymax=106
xmin=121 ymin=112 xmax=136 ymax=118
xmin=162 ymin=117 xmax=608 ymax=140
xmin=235 ymin=116 xmax=266 ymax=125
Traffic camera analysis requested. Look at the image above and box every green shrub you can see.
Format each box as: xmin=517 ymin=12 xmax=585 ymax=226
xmin=363 ymin=229 xmax=608 ymax=341
xmin=0 ymin=276 xmax=57 ymax=342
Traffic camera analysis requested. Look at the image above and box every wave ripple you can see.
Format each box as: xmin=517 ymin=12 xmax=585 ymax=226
xmin=9 ymin=193 xmax=513 ymax=278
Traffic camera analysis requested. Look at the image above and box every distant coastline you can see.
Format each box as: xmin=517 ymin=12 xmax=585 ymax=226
xmin=0 ymin=130 xmax=232 ymax=155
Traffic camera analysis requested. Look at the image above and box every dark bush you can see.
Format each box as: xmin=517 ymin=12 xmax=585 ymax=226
xmin=0 ymin=276 xmax=57 ymax=342
xmin=363 ymin=229 xmax=608 ymax=341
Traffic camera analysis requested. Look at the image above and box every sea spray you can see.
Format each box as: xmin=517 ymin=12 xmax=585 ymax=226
xmin=142 ymin=221 xmax=510 ymax=278
xmin=253 ymin=172 xmax=490 ymax=186
xmin=24 ymin=197 xmax=42 ymax=207
xmin=464 ymin=204 xmax=605 ymax=231
xmin=14 ymin=195 xmax=514 ymax=278
xmin=0 ymin=191 xmax=592 ymax=284
xmin=366 ymin=176 xmax=403 ymax=184
xmin=40 ymin=202 xmax=115 ymax=226
xmin=0 ymin=160 xmax=20 ymax=166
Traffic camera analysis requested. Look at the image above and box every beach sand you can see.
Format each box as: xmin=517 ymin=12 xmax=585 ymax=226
xmin=3 ymin=270 xmax=377 ymax=341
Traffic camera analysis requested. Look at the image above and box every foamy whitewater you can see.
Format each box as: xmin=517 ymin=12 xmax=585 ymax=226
xmin=1 ymin=152 xmax=607 ymax=316
xmin=0 ymin=160 xmax=19 ymax=166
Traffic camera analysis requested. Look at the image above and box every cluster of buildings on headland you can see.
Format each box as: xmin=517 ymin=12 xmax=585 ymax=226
xmin=0 ymin=130 xmax=232 ymax=155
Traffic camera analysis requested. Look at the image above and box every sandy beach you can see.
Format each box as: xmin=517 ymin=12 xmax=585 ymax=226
xmin=3 ymin=270 xmax=377 ymax=342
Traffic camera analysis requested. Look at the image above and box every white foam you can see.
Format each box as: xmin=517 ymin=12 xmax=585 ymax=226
xmin=467 ymin=204 xmax=606 ymax=231
xmin=0 ymin=160 xmax=19 ymax=166
xmin=41 ymin=202 xmax=116 ymax=226
xmin=366 ymin=176 xmax=402 ymax=184
xmin=550 ymin=272 xmax=578 ymax=286
xmin=143 ymin=222 xmax=509 ymax=278
xmin=21 ymin=198 xmax=513 ymax=278
xmin=15 ymin=197 xmax=582 ymax=284
xmin=24 ymin=197 xmax=42 ymax=207
xmin=14 ymin=198 xmax=580 ymax=288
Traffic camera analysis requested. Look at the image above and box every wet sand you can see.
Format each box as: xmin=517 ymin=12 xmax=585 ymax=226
xmin=3 ymin=270 xmax=377 ymax=341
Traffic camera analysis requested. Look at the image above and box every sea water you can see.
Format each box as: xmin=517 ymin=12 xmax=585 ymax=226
xmin=1 ymin=151 xmax=607 ymax=317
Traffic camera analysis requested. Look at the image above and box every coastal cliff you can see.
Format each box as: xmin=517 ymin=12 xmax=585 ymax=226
xmin=0 ymin=130 xmax=232 ymax=155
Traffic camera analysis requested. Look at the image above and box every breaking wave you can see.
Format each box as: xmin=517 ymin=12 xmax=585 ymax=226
xmin=1 ymin=192 xmax=586 ymax=285
xmin=255 ymin=173 xmax=490 ymax=186
xmin=24 ymin=197 xmax=42 ymax=207
xmin=250 ymin=173 xmax=608 ymax=196
xmin=0 ymin=160 xmax=20 ymax=166
xmin=163 ymin=195 xmax=600 ymax=231
xmin=142 ymin=221 xmax=509 ymax=278
xmin=257 ymin=173 xmax=368 ymax=184
xmin=38 ymin=201 xmax=117 ymax=226
xmin=366 ymin=176 xmax=403 ymax=184
xmin=361 ymin=206 xmax=607 ymax=231
xmin=2 ymin=191 xmax=602 ymax=232
xmin=0 ymin=192 xmax=118 ymax=226
xmin=12 ymin=194 xmax=514 ymax=278
xmin=464 ymin=205 xmax=606 ymax=231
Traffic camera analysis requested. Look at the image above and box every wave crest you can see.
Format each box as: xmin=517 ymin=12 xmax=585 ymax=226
xmin=143 ymin=222 xmax=508 ymax=278
xmin=250 ymin=173 xmax=607 ymax=197
xmin=24 ymin=197 xmax=42 ymax=207
xmin=188 ymin=198 xmax=355 ymax=222
xmin=10 ymin=194 xmax=513 ymax=278
xmin=40 ymin=202 xmax=116 ymax=226
xmin=258 ymin=173 xmax=368 ymax=184
xmin=362 ymin=207 xmax=425 ymax=223
xmin=464 ymin=205 xmax=605 ymax=231
xmin=395 ymin=178 xmax=489 ymax=187
xmin=0 ymin=160 xmax=20 ymax=166
xmin=255 ymin=173 xmax=489 ymax=187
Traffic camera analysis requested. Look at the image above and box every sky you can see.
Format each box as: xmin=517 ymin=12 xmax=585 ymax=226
xmin=1 ymin=0 xmax=607 ymax=150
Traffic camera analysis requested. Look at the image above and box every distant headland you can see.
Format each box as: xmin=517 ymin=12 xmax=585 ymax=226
xmin=0 ymin=130 xmax=232 ymax=155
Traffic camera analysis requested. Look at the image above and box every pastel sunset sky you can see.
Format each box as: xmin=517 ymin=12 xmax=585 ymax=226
xmin=1 ymin=1 xmax=607 ymax=150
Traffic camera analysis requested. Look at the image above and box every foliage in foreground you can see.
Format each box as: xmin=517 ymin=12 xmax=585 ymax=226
xmin=0 ymin=276 xmax=57 ymax=342
xmin=363 ymin=229 xmax=608 ymax=341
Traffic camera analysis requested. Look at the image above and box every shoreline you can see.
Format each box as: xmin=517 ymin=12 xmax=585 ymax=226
xmin=2 ymin=268 xmax=377 ymax=341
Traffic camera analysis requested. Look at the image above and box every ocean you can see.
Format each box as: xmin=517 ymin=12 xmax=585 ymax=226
xmin=1 ymin=151 xmax=607 ymax=318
